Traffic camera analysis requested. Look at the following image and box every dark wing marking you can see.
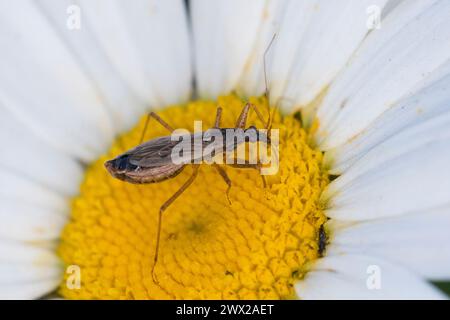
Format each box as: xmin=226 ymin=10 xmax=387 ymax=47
xmin=126 ymin=136 xmax=178 ymax=167
xmin=126 ymin=132 xmax=226 ymax=167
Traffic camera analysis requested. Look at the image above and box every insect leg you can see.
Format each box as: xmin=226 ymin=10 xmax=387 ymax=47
xmin=140 ymin=112 xmax=175 ymax=144
xmin=213 ymin=164 xmax=232 ymax=205
xmin=249 ymin=103 xmax=269 ymax=129
xmin=235 ymin=103 xmax=251 ymax=129
xmin=235 ymin=103 xmax=268 ymax=129
xmin=152 ymin=165 xmax=200 ymax=284
xmin=214 ymin=106 xmax=223 ymax=128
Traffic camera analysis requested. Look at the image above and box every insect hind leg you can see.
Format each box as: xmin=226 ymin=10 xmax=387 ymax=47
xmin=152 ymin=165 xmax=200 ymax=285
xmin=213 ymin=164 xmax=232 ymax=205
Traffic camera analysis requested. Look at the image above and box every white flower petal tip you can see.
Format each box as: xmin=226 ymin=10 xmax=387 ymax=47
xmin=0 ymin=241 xmax=62 ymax=299
xmin=0 ymin=200 xmax=67 ymax=241
xmin=295 ymin=254 xmax=447 ymax=300
xmin=0 ymin=280 xmax=61 ymax=300
xmin=0 ymin=240 xmax=60 ymax=264
xmin=316 ymin=0 xmax=450 ymax=150
xmin=328 ymin=207 xmax=450 ymax=280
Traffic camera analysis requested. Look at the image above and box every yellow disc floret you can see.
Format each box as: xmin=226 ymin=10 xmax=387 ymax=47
xmin=58 ymin=94 xmax=329 ymax=299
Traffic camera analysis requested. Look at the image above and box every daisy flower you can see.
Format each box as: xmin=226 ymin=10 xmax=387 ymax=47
xmin=1 ymin=0 xmax=450 ymax=300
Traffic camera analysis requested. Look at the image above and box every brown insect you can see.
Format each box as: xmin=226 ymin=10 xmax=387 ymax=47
xmin=105 ymin=35 xmax=277 ymax=284
xmin=105 ymin=103 xmax=274 ymax=282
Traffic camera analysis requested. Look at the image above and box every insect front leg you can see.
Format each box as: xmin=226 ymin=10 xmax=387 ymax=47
xmin=235 ymin=103 xmax=251 ymax=129
xmin=250 ymin=103 xmax=269 ymax=129
xmin=152 ymin=165 xmax=200 ymax=284
xmin=213 ymin=164 xmax=232 ymax=205
xmin=235 ymin=103 xmax=269 ymax=129
xmin=214 ymin=106 xmax=223 ymax=128
xmin=140 ymin=112 xmax=175 ymax=144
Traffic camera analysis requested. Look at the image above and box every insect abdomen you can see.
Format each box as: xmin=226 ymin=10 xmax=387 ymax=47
xmin=105 ymin=155 xmax=185 ymax=185
xmin=130 ymin=164 xmax=185 ymax=184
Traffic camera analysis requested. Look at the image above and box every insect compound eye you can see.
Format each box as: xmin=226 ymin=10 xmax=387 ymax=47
xmin=112 ymin=155 xmax=130 ymax=171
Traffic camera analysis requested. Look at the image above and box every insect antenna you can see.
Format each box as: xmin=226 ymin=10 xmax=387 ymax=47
xmin=262 ymin=35 xmax=281 ymax=180
xmin=263 ymin=33 xmax=277 ymax=131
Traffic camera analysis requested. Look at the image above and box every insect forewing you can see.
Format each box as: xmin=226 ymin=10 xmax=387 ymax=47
xmin=127 ymin=133 xmax=210 ymax=167
xmin=126 ymin=136 xmax=178 ymax=167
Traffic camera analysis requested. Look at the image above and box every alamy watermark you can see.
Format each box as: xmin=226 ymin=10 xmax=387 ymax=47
xmin=67 ymin=5 xmax=81 ymax=30
xmin=366 ymin=264 xmax=382 ymax=290
xmin=66 ymin=265 xmax=81 ymax=290
xmin=366 ymin=5 xmax=382 ymax=30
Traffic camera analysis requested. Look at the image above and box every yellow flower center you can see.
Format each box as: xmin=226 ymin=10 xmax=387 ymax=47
xmin=58 ymin=94 xmax=329 ymax=299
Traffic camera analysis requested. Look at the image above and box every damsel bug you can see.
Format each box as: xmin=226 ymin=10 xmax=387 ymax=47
xmin=105 ymin=35 xmax=278 ymax=284
xmin=105 ymin=103 xmax=276 ymax=283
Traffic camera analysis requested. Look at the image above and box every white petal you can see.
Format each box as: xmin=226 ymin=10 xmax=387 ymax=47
xmin=326 ymin=69 xmax=450 ymax=174
xmin=316 ymin=0 xmax=450 ymax=149
xmin=0 ymin=280 xmax=61 ymax=300
xmin=296 ymin=254 xmax=446 ymax=299
xmin=0 ymin=107 xmax=83 ymax=196
xmin=1 ymin=0 xmax=192 ymax=161
xmin=0 ymin=265 xmax=61 ymax=285
xmin=382 ymin=0 xmax=404 ymax=16
xmin=328 ymin=111 xmax=450 ymax=186
xmin=0 ymin=241 xmax=62 ymax=298
xmin=0 ymin=1 xmax=114 ymax=161
xmin=329 ymin=206 xmax=450 ymax=280
xmin=269 ymin=0 xmax=388 ymax=112
xmin=0 ymin=240 xmax=60 ymax=264
xmin=0 ymin=170 xmax=67 ymax=212
xmin=235 ymin=0 xmax=291 ymax=99
xmin=324 ymin=139 xmax=450 ymax=221
xmin=36 ymin=0 xmax=143 ymax=132
xmin=191 ymin=0 xmax=267 ymax=98
xmin=195 ymin=0 xmax=389 ymax=112
xmin=0 ymin=200 xmax=67 ymax=241
xmin=74 ymin=0 xmax=192 ymax=110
